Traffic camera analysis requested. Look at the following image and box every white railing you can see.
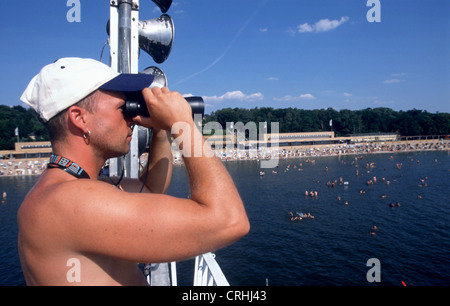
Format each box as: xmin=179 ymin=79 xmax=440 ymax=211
xmin=194 ymin=252 xmax=229 ymax=286
xmin=145 ymin=252 xmax=229 ymax=286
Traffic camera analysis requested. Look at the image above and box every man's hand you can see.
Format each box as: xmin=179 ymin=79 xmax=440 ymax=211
xmin=132 ymin=87 xmax=193 ymax=132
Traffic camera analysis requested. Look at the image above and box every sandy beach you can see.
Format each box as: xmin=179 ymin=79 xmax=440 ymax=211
xmin=0 ymin=158 xmax=48 ymax=177
xmin=172 ymin=139 xmax=449 ymax=165
xmin=228 ymin=139 xmax=449 ymax=159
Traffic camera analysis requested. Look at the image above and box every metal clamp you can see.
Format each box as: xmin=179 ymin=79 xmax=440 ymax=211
xmin=110 ymin=0 xmax=139 ymax=10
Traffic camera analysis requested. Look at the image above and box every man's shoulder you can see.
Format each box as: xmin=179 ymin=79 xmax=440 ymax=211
xmin=18 ymin=174 xmax=131 ymax=238
xmin=20 ymin=174 xmax=120 ymax=216
xmin=45 ymin=176 xmax=127 ymax=206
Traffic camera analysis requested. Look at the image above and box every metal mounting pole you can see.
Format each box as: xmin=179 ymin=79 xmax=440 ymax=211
xmin=109 ymin=0 xmax=140 ymax=178
xmin=108 ymin=0 xmax=172 ymax=285
xmin=118 ymin=0 xmax=132 ymax=73
xmin=118 ymin=0 xmax=132 ymax=178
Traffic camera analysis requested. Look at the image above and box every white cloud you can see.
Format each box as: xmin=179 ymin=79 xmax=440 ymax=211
xmin=384 ymin=72 xmax=407 ymax=84
xmin=266 ymin=77 xmax=279 ymax=81
xmin=297 ymin=23 xmax=314 ymax=33
xmin=297 ymin=16 xmax=349 ymax=33
xmin=273 ymin=94 xmax=315 ymax=101
xmin=299 ymin=94 xmax=315 ymax=100
xmin=343 ymin=92 xmax=352 ymax=97
xmin=203 ymin=91 xmax=264 ymax=103
xmin=259 ymin=28 xmax=268 ymax=32
xmin=383 ymin=79 xmax=403 ymax=84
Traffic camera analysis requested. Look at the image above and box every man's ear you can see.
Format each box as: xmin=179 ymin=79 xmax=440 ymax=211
xmin=67 ymin=105 xmax=88 ymax=133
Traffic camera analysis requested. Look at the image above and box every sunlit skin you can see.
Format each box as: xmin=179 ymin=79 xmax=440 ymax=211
xmin=17 ymin=87 xmax=249 ymax=285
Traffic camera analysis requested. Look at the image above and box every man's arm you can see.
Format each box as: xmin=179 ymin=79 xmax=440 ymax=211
xmin=138 ymin=128 xmax=173 ymax=194
xmin=61 ymin=87 xmax=249 ymax=263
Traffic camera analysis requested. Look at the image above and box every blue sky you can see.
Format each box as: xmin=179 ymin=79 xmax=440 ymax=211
xmin=0 ymin=0 xmax=449 ymax=114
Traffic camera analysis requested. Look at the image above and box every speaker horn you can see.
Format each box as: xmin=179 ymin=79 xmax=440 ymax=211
xmin=139 ymin=14 xmax=174 ymax=64
xmin=152 ymin=0 xmax=172 ymax=13
xmin=141 ymin=66 xmax=167 ymax=88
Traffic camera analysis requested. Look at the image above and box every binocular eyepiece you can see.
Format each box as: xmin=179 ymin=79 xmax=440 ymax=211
xmin=124 ymin=93 xmax=205 ymax=118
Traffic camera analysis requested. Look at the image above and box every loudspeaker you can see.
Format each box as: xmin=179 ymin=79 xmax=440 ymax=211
xmin=152 ymin=0 xmax=173 ymax=13
xmin=139 ymin=14 xmax=174 ymax=64
xmin=141 ymin=66 xmax=167 ymax=88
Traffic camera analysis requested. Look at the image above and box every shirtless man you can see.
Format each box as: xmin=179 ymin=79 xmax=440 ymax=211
xmin=17 ymin=57 xmax=249 ymax=285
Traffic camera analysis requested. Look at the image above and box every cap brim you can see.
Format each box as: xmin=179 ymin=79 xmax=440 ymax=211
xmin=99 ymin=73 xmax=155 ymax=92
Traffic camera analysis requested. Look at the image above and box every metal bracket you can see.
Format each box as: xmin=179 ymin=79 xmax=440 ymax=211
xmin=110 ymin=0 xmax=139 ymax=10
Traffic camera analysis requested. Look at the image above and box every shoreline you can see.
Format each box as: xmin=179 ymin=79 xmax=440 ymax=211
xmin=1 ymin=140 xmax=448 ymax=177
xmin=173 ymin=139 xmax=450 ymax=165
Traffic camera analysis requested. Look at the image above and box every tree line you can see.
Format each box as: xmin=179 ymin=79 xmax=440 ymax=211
xmin=0 ymin=105 xmax=48 ymax=150
xmin=204 ymin=107 xmax=450 ymax=137
xmin=0 ymin=104 xmax=449 ymax=150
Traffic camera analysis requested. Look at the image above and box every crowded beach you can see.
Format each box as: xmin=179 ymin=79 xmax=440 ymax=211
xmin=173 ymin=138 xmax=449 ymax=165
xmin=0 ymin=159 xmax=48 ymax=177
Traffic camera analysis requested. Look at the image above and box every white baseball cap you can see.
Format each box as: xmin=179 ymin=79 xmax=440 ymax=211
xmin=20 ymin=57 xmax=154 ymax=122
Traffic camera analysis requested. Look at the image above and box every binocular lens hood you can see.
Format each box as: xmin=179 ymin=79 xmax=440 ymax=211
xmin=124 ymin=94 xmax=205 ymax=119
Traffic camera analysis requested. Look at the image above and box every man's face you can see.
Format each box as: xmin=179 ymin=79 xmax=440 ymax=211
xmin=88 ymin=90 xmax=134 ymax=160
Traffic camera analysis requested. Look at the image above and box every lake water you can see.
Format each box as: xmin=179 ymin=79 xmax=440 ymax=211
xmin=1 ymin=151 xmax=449 ymax=286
